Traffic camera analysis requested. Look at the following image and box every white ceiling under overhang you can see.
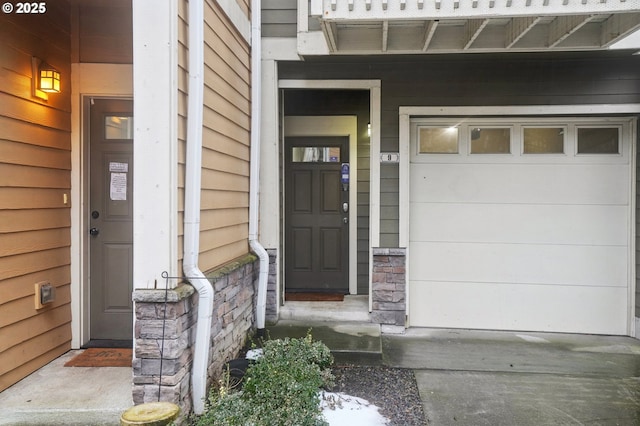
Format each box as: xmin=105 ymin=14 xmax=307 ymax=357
xmin=309 ymin=0 xmax=640 ymax=54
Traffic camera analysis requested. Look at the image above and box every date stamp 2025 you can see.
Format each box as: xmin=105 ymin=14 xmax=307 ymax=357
xmin=3 ymin=2 xmax=47 ymax=14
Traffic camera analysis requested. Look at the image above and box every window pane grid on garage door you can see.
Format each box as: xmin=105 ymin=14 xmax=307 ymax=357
xmin=414 ymin=120 xmax=627 ymax=163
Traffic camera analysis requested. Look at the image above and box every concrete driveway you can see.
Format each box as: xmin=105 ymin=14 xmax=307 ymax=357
xmin=383 ymin=328 xmax=640 ymax=425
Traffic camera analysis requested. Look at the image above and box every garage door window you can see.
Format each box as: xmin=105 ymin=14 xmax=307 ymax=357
xmin=523 ymin=127 xmax=564 ymax=154
xmin=577 ymin=127 xmax=619 ymax=154
xmin=411 ymin=118 xmax=630 ymax=163
xmin=419 ymin=127 xmax=458 ymax=153
xmin=470 ymin=128 xmax=510 ymax=154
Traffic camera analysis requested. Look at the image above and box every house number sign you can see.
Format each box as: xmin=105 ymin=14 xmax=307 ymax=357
xmin=380 ymin=152 xmax=400 ymax=163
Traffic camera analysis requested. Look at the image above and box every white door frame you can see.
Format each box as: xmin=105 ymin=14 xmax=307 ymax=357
xmin=399 ymin=104 xmax=640 ymax=335
xmin=70 ymin=63 xmax=133 ymax=348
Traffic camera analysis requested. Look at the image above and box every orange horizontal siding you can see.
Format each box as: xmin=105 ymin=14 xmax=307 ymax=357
xmin=0 ymin=1 xmax=72 ymax=393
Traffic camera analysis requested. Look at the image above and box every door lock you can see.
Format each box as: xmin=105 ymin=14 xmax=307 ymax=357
xmin=343 ymin=217 xmax=348 ymax=224
xmin=89 ymin=227 xmax=100 ymax=236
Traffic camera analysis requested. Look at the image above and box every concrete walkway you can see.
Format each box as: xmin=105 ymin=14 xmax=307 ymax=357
xmin=384 ymin=328 xmax=640 ymax=425
xmin=2 ymin=323 xmax=639 ymax=425
xmin=268 ymin=321 xmax=640 ymax=425
xmin=0 ymin=350 xmax=132 ymax=425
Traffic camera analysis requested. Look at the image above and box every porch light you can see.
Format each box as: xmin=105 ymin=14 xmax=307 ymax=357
xmin=32 ymin=57 xmax=60 ymax=101
xmin=39 ymin=64 xmax=61 ymax=93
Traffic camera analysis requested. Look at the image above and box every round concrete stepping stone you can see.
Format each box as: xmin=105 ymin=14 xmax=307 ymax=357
xmin=120 ymin=402 xmax=180 ymax=426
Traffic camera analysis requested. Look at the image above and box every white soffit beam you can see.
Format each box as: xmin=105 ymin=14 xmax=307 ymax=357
xmin=382 ymin=21 xmax=390 ymax=51
xmin=548 ymin=14 xmax=595 ymax=47
xmin=505 ymin=16 xmax=542 ymax=48
xmin=601 ymin=12 xmax=640 ymax=47
xmin=464 ymin=18 xmax=490 ymax=49
xmin=422 ymin=20 xmax=439 ymax=50
xmin=322 ymin=20 xmax=339 ymax=51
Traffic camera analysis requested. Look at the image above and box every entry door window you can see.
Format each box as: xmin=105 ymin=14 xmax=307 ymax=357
xmin=292 ymin=146 xmax=341 ymax=162
xmin=105 ymin=116 xmax=134 ymax=139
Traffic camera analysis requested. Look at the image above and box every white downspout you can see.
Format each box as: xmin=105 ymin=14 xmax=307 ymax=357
xmin=250 ymin=0 xmax=269 ymax=336
xmin=183 ymin=0 xmax=211 ymax=415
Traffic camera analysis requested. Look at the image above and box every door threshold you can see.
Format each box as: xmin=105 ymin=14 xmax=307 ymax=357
xmin=82 ymin=339 xmax=133 ymax=349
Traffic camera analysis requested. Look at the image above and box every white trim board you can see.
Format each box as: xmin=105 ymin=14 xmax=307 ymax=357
xmin=399 ymin=104 xmax=640 ymax=116
xmin=279 ymin=79 xmax=381 ymax=89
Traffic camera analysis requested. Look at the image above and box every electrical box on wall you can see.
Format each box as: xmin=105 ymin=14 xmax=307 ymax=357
xmin=34 ymin=281 xmax=55 ymax=309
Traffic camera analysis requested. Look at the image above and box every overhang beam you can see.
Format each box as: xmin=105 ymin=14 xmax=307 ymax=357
xmin=422 ymin=20 xmax=439 ymax=51
xmin=548 ymin=14 xmax=595 ymax=47
xmin=601 ymin=12 xmax=640 ymax=47
xmin=464 ymin=19 xmax=490 ymax=49
xmin=505 ymin=16 xmax=542 ymax=48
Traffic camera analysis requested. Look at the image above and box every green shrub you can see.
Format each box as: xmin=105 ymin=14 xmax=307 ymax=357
xmin=193 ymin=332 xmax=334 ymax=426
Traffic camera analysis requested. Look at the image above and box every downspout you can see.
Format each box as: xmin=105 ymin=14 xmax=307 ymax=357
xmin=183 ymin=0 xmax=211 ymax=415
xmin=250 ymin=0 xmax=269 ymax=336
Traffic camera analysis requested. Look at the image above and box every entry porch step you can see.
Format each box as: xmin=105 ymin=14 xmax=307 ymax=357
xmin=266 ymin=320 xmax=382 ymax=365
xmin=278 ymin=295 xmax=371 ymax=322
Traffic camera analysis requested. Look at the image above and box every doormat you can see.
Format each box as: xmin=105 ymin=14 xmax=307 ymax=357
xmin=285 ymin=292 xmax=345 ymax=302
xmin=64 ymin=348 xmax=132 ymax=367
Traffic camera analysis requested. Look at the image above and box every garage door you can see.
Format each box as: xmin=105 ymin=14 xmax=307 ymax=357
xmin=408 ymin=118 xmax=634 ymax=335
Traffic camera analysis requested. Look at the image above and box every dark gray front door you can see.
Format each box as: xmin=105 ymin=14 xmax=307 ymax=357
xmin=285 ymin=137 xmax=349 ymax=293
xmin=89 ymin=98 xmax=134 ymax=340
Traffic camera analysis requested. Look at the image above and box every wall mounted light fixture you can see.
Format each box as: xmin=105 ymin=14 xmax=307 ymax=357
xmin=32 ymin=57 xmax=61 ymax=100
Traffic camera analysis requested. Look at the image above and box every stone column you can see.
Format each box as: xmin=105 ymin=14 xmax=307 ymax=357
xmin=371 ymin=248 xmax=406 ymax=327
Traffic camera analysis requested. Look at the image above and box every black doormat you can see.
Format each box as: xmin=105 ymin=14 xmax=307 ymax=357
xmin=82 ymin=339 xmax=133 ymax=349
xmin=285 ymin=292 xmax=345 ymax=302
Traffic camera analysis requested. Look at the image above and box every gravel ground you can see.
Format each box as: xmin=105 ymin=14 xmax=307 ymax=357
xmin=329 ymin=365 xmax=427 ymax=426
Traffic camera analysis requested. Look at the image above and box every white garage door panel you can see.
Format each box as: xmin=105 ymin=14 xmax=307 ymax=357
xmin=410 ymin=242 xmax=628 ymax=288
xmin=409 ymin=281 xmax=628 ymax=335
xmin=410 ymin=163 xmax=630 ymax=205
xmin=407 ymin=117 xmax=633 ymax=335
xmin=410 ymin=203 xmax=629 ymax=246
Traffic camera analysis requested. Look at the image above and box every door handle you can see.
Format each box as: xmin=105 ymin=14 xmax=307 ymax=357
xmin=342 ymin=202 xmax=348 ymax=213
xmin=343 ymin=217 xmax=348 ymax=224
xmin=89 ymin=227 xmax=100 ymax=236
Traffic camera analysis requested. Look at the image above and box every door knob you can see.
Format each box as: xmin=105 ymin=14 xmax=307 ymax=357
xmin=343 ymin=217 xmax=348 ymax=224
xmin=89 ymin=227 xmax=100 ymax=236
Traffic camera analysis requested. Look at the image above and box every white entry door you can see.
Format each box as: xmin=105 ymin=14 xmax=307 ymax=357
xmin=408 ymin=117 xmax=634 ymax=335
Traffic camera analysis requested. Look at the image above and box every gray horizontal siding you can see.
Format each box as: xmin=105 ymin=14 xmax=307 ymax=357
xmin=279 ymin=52 xmax=640 ymax=248
xmin=262 ymin=1 xmax=296 ymax=38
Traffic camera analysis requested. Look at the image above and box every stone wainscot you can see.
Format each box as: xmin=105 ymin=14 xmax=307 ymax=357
xmin=132 ymin=254 xmax=259 ymax=422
